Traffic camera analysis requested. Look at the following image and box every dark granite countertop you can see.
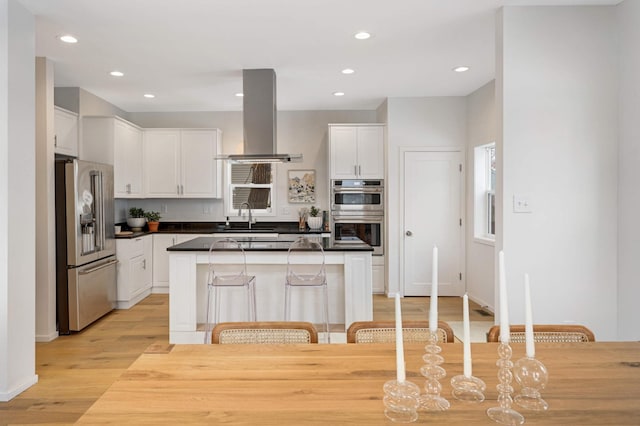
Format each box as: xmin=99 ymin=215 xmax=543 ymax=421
xmin=115 ymin=221 xmax=329 ymax=239
xmin=167 ymin=236 xmax=373 ymax=252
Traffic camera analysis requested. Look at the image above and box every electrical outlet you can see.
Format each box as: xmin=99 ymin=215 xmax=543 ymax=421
xmin=282 ymin=207 xmax=290 ymax=215
xmin=161 ymin=204 xmax=168 ymax=213
xmin=513 ymin=195 xmax=532 ymax=213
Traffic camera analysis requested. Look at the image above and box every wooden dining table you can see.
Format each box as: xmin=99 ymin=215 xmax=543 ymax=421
xmin=76 ymin=341 xmax=640 ymax=425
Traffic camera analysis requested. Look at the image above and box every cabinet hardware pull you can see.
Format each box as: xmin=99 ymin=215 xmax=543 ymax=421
xmin=405 ymin=230 xmax=413 ymax=236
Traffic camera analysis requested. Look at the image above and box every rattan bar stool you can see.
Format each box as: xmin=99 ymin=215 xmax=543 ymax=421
xmin=204 ymin=238 xmax=257 ymax=344
xmin=346 ymin=320 xmax=455 ymax=344
xmin=284 ymin=237 xmax=330 ymax=343
xmin=211 ymin=321 xmax=318 ymax=344
xmin=486 ymin=324 xmax=595 ymax=343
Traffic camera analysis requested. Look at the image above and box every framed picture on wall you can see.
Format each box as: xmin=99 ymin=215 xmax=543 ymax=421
xmin=288 ymin=169 xmax=316 ymax=203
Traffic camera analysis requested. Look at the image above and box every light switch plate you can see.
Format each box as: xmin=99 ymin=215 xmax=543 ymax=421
xmin=513 ymin=195 xmax=532 ymax=213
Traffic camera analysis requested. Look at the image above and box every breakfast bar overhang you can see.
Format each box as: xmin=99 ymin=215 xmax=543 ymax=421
xmin=167 ymin=236 xmax=374 ymax=343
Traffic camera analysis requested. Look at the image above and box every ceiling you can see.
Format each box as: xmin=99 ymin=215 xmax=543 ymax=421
xmin=19 ymin=0 xmax=622 ymax=112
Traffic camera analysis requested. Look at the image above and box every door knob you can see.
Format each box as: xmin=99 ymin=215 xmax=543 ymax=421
xmin=405 ymin=230 xmax=413 ymax=236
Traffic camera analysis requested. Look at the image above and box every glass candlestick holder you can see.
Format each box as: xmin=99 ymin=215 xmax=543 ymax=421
xmin=383 ymin=379 xmax=421 ymax=423
xmin=514 ymin=356 xmax=549 ymax=411
xmin=450 ymin=373 xmax=486 ymax=403
xmin=486 ymin=342 xmax=525 ymax=425
xmin=418 ymin=330 xmax=450 ymax=411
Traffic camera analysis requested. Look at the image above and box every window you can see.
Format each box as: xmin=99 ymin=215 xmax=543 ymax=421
xmin=474 ymin=142 xmax=495 ymax=242
xmin=226 ymin=163 xmax=276 ymax=216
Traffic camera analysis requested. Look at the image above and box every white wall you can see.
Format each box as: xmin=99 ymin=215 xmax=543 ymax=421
xmin=616 ymin=0 xmax=640 ymax=341
xmin=385 ymin=97 xmax=467 ymax=296
xmin=0 ymin=0 xmax=38 ymax=400
xmin=497 ymin=6 xmax=618 ymax=340
xmin=465 ymin=80 xmax=496 ymax=310
xmin=35 ymin=57 xmax=57 ymax=342
xmin=126 ymin=110 xmax=377 ymax=222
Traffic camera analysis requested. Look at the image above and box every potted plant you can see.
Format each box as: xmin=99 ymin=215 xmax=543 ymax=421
xmin=144 ymin=210 xmax=161 ymax=232
xmin=307 ymin=206 xmax=323 ymax=230
xmin=127 ymin=207 xmax=146 ymax=231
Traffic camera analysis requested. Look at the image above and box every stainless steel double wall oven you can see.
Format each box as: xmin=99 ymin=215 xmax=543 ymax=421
xmin=330 ymin=179 xmax=384 ymax=255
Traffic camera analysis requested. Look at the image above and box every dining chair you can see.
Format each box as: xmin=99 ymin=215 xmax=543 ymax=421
xmin=284 ymin=237 xmax=330 ymax=343
xmin=204 ymin=238 xmax=257 ymax=344
xmin=486 ymin=324 xmax=596 ymax=343
xmin=346 ymin=320 xmax=455 ymax=344
xmin=211 ymin=321 xmax=318 ymax=344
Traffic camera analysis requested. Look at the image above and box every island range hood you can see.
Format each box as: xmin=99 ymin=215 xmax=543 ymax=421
xmin=226 ymin=69 xmax=302 ymax=163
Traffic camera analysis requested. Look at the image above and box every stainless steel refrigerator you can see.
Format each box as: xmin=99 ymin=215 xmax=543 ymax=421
xmin=55 ymin=159 xmax=117 ymax=333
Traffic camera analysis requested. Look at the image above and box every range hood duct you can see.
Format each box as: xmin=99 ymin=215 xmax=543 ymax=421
xmin=226 ymin=69 xmax=302 ymax=163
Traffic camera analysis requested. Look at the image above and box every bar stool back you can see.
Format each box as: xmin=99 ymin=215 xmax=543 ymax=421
xmin=284 ymin=237 xmax=330 ymax=343
xmin=204 ymin=238 xmax=256 ymax=343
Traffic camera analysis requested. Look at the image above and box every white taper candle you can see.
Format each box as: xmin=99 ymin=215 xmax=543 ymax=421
xmin=395 ymin=293 xmax=406 ymax=382
xmin=524 ymin=273 xmax=535 ymax=358
xmin=463 ymin=293 xmax=472 ymax=377
xmin=429 ymin=246 xmax=438 ymax=332
xmin=498 ymin=251 xmax=510 ymax=344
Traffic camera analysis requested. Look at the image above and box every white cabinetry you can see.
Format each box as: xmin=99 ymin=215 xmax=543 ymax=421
xmin=116 ymin=235 xmax=153 ymax=308
xmin=329 ymin=124 xmax=384 ymax=180
xmin=82 ymin=116 xmax=144 ymax=198
xmin=54 ymin=106 xmax=78 ymax=157
xmin=144 ymin=129 xmax=222 ymax=198
xmin=152 ymin=234 xmax=206 ymax=293
xmin=372 ymin=256 xmax=385 ymax=294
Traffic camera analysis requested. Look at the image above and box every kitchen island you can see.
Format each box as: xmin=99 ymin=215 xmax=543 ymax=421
xmin=167 ymin=235 xmax=373 ymax=343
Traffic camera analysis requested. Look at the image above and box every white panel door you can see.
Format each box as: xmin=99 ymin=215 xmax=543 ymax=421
xmin=114 ymin=120 xmax=143 ymax=198
xmin=403 ymin=150 xmax=464 ymax=296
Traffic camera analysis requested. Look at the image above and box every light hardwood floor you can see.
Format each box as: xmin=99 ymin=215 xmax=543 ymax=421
xmin=0 ymin=294 xmax=492 ymax=425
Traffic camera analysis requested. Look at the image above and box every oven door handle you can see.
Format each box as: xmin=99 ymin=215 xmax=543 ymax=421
xmin=332 ymin=188 xmax=383 ymax=193
xmin=332 ymin=218 xmax=383 ymax=224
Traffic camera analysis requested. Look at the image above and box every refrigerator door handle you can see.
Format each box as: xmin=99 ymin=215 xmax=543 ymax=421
xmin=92 ymin=171 xmax=105 ymax=250
xmin=78 ymin=258 xmax=119 ymax=275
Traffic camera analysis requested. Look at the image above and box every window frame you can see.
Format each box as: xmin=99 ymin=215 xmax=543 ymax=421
xmin=474 ymin=142 xmax=496 ymax=244
xmin=225 ymin=162 xmax=277 ymax=217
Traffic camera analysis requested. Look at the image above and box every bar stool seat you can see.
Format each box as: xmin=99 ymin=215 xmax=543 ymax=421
xmin=284 ymin=237 xmax=330 ymax=343
xmin=204 ymin=238 xmax=256 ymax=343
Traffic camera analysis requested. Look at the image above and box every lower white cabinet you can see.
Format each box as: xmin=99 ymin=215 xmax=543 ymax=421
xmin=152 ymin=234 xmax=206 ymax=293
xmin=372 ymin=256 xmax=385 ymax=294
xmin=116 ymin=235 xmax=153 ymax=308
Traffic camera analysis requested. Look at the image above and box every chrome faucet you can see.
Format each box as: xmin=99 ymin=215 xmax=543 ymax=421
xmin=238 ymin=201 xmax=253 ymax=230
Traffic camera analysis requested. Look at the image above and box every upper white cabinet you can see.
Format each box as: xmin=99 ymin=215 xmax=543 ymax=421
xmin=54 ymin=106 xmax=78 ymax=157
xmin=82 ymin=116 xmax=144 ymax=198
xmin=329 ymin=124 xmax=384 ymax=180
xmin=144 ymin=129 xmax=222 ymax=198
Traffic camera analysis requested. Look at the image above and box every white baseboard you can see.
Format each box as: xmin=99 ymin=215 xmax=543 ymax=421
xmin=151 ymin=286 xmax=169 ymax=294
xmin=35 ymin=330 xmax=59 ymax=342
xmin=0 ymin=374 xmax=38 ymax=402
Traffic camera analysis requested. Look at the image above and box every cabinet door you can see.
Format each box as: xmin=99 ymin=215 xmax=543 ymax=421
xmin=356 ymin=126 xmax=384 ymax=179
xmin=144 ymin=130 xmax=181 ymax=197
xmin=130 ymin=255 xmax=148 ymax=297
xmin=329 ymin=127 xmax=358 ymax=179
xmin=152 ymin=234 xmax=177 ymax=292
xmin=142 ymin=234 xmax=153 ymax=290
xmin=181 ymin=130 xmax=220 ymax=198
xmin=114 ymin=120 xmax=143 ymax=198
xmin=54 ymin=107 xmax=78 ymax=157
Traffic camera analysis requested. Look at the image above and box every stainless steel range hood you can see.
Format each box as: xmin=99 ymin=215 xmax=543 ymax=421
xmin=226 ymin=69 xmax=302 ymax=163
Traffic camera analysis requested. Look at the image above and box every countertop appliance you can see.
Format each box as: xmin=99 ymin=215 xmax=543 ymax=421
xmin=55 ymin=159 xmax=117 ymax=333
xmin=331 ymin=179 xmax=384 ymax=256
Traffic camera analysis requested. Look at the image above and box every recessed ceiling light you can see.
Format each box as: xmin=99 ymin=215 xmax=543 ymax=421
xmin=235 ymin=93 xmax=244 ymax=97
xmin=143 ymin=93 xmax=155 ymax=98
xmin=341 ymin=68 xmax=355 ymax=75
xmin=354 ymin=32 xmax=371 ymax=40
xmin=110 ymin=71 xmax=124 ymax=77
xmin=333 ymin=92 xmax=345 ymax=97
xmin=453 ymin=66 xmax=470 ymax=73
xmin=59 ymin=34 xmax=78 ymax=44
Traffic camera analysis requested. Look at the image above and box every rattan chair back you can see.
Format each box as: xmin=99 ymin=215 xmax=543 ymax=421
xmin=212 ymin=321 xmax=319 ymax=344
xmin=486 ymin=324 xmax=595 ymax=343
xmin=347 ymin=320 xmax=455 ymax=344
